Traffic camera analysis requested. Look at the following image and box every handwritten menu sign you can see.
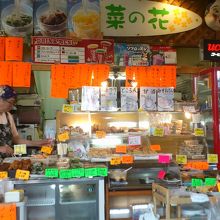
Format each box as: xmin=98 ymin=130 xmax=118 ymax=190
xmin=0 ymin=171 xmax=8 ymax=179
xmin=176 ymin=155 xmax=187 ymax=164
xmin=116 ymin=145 xmax=127 ymax=153
xmin=191 ymin=178 xmax=203 ymax=187
xmin=205 ymin=178 xmax=216 ymax=186
xmin=5 ymin=37 xmax=23 ymax=61
xmin=81 ymin=86 xmax=100 ymax=111
xmin=150 ymin=145 xmax=161 ymax=151
xmin=140 ymin=87 xmax=156 ymax=111
xmin=110 ymin=157 xmax=121 ymax=165
xmin=101 ymin=87 xmax=117 ymax=111
xmin=15 ymin=169 xmax=30 ymax=180
xmin=194 ymin=128 xmax=205 ymax=136
xmin=72 ymin=168 xmax=85 ymax=177
xmin=0 ymin=203 xmax=16 ymax=220
xmin=59 ymin=169 xmax=72 ymax=179
xmin=85 ymin=168 xmax=98 ymax=177
xmin=0 ymin=62 xmax=13 ymax=86
xmin=157 ymin=88 xmax=174 ymax=111
xmin=62 ymin=104 xmax=74 ymax=113
xmin=207 ymin=154 xmax=218 ymax=164
xmin=97 ymin=167 xmax=108 ymax=176
xmin=0 ymin=37 xmax=5 ymax=61
xmin=41 ymin=145 xmax=53 ymax=155
xmin=12 ymin=62 xmax=31 ymax=87
xmin=121 ymin=155 xmax=134 ymax=164
xmin=14 ymin=144 xmax=27 ymax=155
xmin=128 ymin=136 xmax=141 ymax=146
xmin=45 ymin=168 xmax=59 ymax=178
xmin=158 ymin=154 xmax=170 ymax=164
xmin=121 ymin=87 xmax=138 ymax=111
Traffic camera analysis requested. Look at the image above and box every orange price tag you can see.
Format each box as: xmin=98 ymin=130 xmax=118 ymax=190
xmin=96 ymin=131 xmax=106 ymax=139
xmin=110 ymin=157 xmax=121 ymax=165
xmin=0 ymin=203 xmax=16 ymax=220
xmin=116 ymin=145 xmax=127 ymax=153
xmin=121 ymin=155 xmax=134 ymax=164
xmin=5 ymin=37 xmax=23 ymax=61
xmin=41 ymin=145 xmax=53 ymax=155
xmin=58 ymin=132 xmax=70 ymax=142
xmin=150 ymin=145 xmax=161 ymax=151
xmin=15 ymin=169 xmax=30 ymax=180
xmin=184 ymin=161 xmax=209 ymax=170
xmin=0 ymin=171 xmax=8 ymax=179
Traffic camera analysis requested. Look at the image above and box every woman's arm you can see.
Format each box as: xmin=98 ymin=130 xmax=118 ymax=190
xmin=13 ymin=136 xmax=52 ymax=147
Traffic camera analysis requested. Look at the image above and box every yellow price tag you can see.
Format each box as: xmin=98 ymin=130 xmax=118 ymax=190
xmin=15 ymin=169 xmax=30 ymax=180
xmin=217 ymin=183 xmax=220 ymax=192
xmin=41 ymin=145 xmax=53 ymax=155
xmin=14 ymin=144 xmax=27 ymax=155
xmin=58 ymin=132 xmax=70 ymax=142
xmin=194 ymin=128 xmax=204 ymax=136
xmin=62 ymin=104 xmax=74 ymax=113
xmin=176 ymin=155 xmax=187 ymax=164
xmin=207 ymin=154 xmax=218 ymax=164
xmin=96 ymin=131 xmax=106 ymax=139
xmin=110 ymin=157 xmax=121 ymax=165
xmin=153 ymin=128 xmax=164 ymax=137
xmin=0 ymin=171 xmax=8 ymax=179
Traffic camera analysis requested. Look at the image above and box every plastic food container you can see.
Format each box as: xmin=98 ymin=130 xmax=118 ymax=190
xmin=109 ymin=169 xmax=128 ymax=182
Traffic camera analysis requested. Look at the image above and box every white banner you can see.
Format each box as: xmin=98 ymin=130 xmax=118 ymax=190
xmin=100 ymin=0 xmax=202 ymax=36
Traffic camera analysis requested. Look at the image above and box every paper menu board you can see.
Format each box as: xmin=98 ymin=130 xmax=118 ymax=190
xmin=140 ymin=87 xmax=156 ymax=111
xmin=0 ymin=37 xmax=5 ymax=61
xmin=0 ymin=203 xmax=16 ymax=220
xmin=0 ymin=62 xmax=13 ymax=86
xmin=121 ymin=87 xmax=138 ymax=112
xmin=157 ymin=88 xmax=174 ymax=111
xmin=5 ymin=37 xmax=23 ymax=61
xmin=81 ymin=86 xmax=100 ymax=111
xmin=101 ymin=87 xmax=117 ymax=111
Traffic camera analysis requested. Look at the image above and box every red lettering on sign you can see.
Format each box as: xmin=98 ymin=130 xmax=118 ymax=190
xmin=208 ymin=44 xmax=220 ymax=51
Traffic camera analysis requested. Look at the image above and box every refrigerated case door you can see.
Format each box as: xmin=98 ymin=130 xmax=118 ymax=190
xmin=14 ymin=178 xmax=105 ymax=220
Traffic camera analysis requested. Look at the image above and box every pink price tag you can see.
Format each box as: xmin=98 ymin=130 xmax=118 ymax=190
xmin=158 ymin=155 xmax=170 ymax=164
xmin=158 ymin=170 xmax=166 ymax=179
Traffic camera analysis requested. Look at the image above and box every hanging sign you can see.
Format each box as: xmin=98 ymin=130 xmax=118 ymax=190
xmin=203 ymin=39 xmax=220 ymax=62
xmin=100 ymin=0 xmax=202 ymax=36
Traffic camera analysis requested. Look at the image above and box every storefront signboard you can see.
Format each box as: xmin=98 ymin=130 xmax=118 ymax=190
xmin=100 ymin=0 xmax=202 ymax=36
xmin=203 ymin=39 xmax=220 ymax=61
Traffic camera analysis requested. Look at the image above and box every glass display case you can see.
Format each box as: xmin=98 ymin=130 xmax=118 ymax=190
xmin=194 ymin=67 xmax=220 ymax=155
xmin=13 ymin=178 xmax=105 ymax=220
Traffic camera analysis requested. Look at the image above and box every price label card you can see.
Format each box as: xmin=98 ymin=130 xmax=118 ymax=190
xmin=217 ymin=183 xmax=220 ymax=192
xmin=153 ymin=128 xmax=164 ymax=137
xmin=72 ymin=168 xmax=85 ymax=178
xmin=110 ymin=157 xmax=121 ymax=165
xmin=0 ymin=172 xmax=8 ymax=179
xmin=14 ymin=144 xmax=27 ymax=155
xmin=85 ymin=168 xmax=97 ymax=177
xmin=194 ymin=128 xmax=205 ymax=136
xmin=176 ymin=155 xmax=187 ymax=164
xmin=96 ymin=131 xmax=106 ymax=139
xmin=15 ymin=169 xmax=30 ymax=180
xmin=58 ymin=132 xmax=70 ymax=142
xmin=183 ymin=106 xmax=196 ymax=113
xmin=157 ymin=170 xmax=166 ymax=179
xmin=45 ymin=168 xmax=59 ymax=178
xmin=205 ymin=178 xmax=217 ymax=186
xmin=41 ymin=145 xmax=53 ymax=155
xmin=62 ymin=104 xmax=74 ymax=113
xmin=158 ymin=154 xmax=170 ymax=164
xmin=121 ymin=155 xmax=134 ymax=164
xmin=184 ymin=161 xmax=209 ymax=170
xmin=207 ymin=154 xmax=218 ymax=164
xmin=59 ymin=169 xmax=72 ymax=179
xmin=191 ymin=178 xmax=203 ymax=187
xmin=116 ymin=145 xmax=127 ymax=154
xmin=128 ymin=136 xmax=141 ymax=146
xmin=150 ymin=145 xmax=161 ymax=151
xmin=97 ymin=167 xmax=108 ymax=177
xmin=0 ymin=203 xmax=16 ymax=220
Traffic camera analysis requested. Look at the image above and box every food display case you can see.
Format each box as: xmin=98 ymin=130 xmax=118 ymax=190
xmin=13 ymin=178 xmax=105 ymax=220
xmin=194 ymin=67 xmax=220 ymax=156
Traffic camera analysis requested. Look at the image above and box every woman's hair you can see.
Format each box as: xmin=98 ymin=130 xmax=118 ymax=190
xmin=0 ymin=85 xmax=17 ymax=100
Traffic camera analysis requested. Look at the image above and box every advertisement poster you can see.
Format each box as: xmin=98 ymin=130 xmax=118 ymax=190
xmin=100 ymin=87 xmax=117 ymax=111
xmin=33 ymin=0 xmax=68 ymax=37
xmin=121 ymin=87 xmax=138 ymax=112
xmin=67 ymin=0 xmax=101 ymax=39
xmin=81 ymin=86 xmax=100 ymax=111
xmin=114 ymin=43 xmax=151 ymax=66
xmin=32 ymin=36 xmax=114 ymax=64
xmin=151 ymin=46 xmax=177 ymax=65
xmin=140 ymin=87 xmax=157 ymax=111
xmin=157 ymin=88 xmax=174 ymax=111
